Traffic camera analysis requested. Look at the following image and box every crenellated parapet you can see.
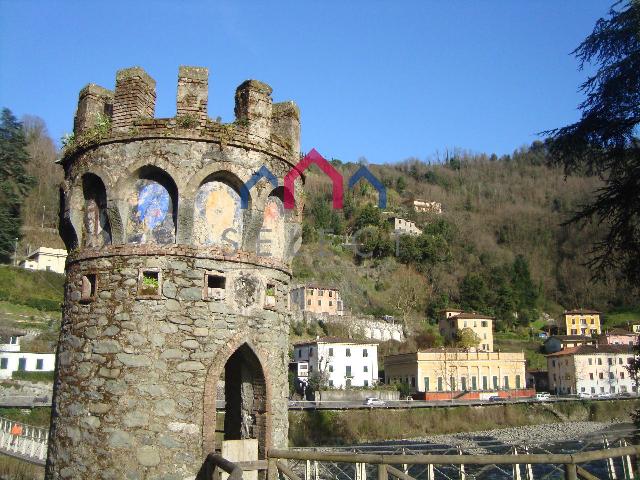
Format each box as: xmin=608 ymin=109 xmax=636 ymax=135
xmin=68 ymin=66 xmax=300 ymax=161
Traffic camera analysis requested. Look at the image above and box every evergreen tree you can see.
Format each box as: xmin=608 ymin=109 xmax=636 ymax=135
xmin=459 ymin=273 xmax=489 ymax=312
xmin=0 ymin=108 xmax=34 ymax=263
xmin=546 ymin=1 xmax=640 ymax=283
xmin=511 ymin=255 xmax=538 ymax=311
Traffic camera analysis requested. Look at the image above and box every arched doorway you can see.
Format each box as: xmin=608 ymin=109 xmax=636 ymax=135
xmin=221 ymin=344 xmax=267 ymax=460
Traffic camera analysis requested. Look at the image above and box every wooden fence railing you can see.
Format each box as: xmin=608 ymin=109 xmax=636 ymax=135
xmin=268 ymin=445 xmax=640 ymax=480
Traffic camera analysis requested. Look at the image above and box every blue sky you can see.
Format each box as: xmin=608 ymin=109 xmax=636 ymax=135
xmin=0 ymin=1 xmax=609 ymax=164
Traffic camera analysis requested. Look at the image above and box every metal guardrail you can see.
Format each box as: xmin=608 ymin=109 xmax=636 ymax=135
xmin=0 ymin=415 xmax=49 ymax=465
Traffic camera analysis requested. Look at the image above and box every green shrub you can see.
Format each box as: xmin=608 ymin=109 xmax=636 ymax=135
xmin=11 ymin=371 xmax=55 ymax=382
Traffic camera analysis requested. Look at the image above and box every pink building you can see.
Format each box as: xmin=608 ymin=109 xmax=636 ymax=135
xmin=598 ymin=328 xmax=639 ymax=346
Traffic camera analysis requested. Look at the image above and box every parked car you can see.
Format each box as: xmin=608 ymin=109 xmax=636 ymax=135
xmin=535 ymin=392 xmax=551 ymax=401
xmin=488 ymin=396 xmax=502 ymax=402
xmin=364 ymin=397 xmax=386 ymax=406
xmin=578 ymin=392 xmax=592 ymax=399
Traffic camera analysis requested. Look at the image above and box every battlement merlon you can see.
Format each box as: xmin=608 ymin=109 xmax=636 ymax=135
xmin=112 ymin=67 xmax=157 ymax=132
xmin=177 ymin=66 xmax=209 ymax=128
xmin=272 ymin=101 xmax=301 ymax=155
xmin=71 ymin=66 xmax=301 ymax=155
xmin=73 ymin=84 xmax=114 ymax=135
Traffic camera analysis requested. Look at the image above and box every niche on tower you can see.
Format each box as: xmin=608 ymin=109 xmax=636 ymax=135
xmin=193 ymin=172 xmax=244 ymax=248
xmin=259 ymin=187 xmax=291 ymax=260
xmin=222 ymin=343 xmax=267 ymax=461
xmin=81 ymin=173 xmax=111 ymax=248
xmin=126 ymin=166 xmax=177 ymax=244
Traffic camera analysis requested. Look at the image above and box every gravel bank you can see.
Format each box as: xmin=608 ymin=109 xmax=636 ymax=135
xmin=410 ymin=420 xmax=630 ymax=452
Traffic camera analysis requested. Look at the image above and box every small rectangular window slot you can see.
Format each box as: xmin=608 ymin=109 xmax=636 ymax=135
xmin=264 ymin=283 xmax=276 ymax=308
xmin=205 ymin=273 xmax=225 ymax=300
xmin=81 ymin=274 xmax=97 ymax=302
xmin=138 ymin=270 xmax=161 ymax=297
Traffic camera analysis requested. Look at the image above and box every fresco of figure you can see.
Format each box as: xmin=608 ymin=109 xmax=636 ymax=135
xmin=260 ymin=196 xmax=285 ymax=259
xmin=83 ymin=196 xmax=111 ymax=248
xmin=127 ymin=180 xmax=175 ymax=244
xmin=193 ymin=181 xmax=243 ymax=248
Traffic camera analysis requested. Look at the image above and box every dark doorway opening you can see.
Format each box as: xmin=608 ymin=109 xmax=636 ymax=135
xmin=223 ymin=344 xmax=267 ymax=459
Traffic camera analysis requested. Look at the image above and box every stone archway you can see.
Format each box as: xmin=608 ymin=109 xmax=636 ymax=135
xmin=223 ymin=344 xmax=267 ymax=458
xmin=202 ymin=338 xmax=271 ymax=461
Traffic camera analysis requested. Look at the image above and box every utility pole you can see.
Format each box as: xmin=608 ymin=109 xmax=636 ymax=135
xmin=13 ymin=238 xmax=18 ymax=266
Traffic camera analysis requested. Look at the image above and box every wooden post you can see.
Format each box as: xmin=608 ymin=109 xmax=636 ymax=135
xmin=305 ymin=460 xmax=311 ymax=480
xmin=268 ymin=458 xmax=277 ymax=480
xmin=564 ymin=463 xmax=577 ymax=480
xmin=378 ymin=464 xmax=388 ymax=480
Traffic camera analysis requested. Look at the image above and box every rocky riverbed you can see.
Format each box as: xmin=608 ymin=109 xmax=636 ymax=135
xmin=410 ymin=420 xmax=632 ymax=453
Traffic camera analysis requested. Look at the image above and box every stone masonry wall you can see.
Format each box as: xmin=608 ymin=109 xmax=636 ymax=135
xmin=48 ymin=66 xmax=302 ymax=480
xmin=47 ymin=254 xmax=290 ymax=479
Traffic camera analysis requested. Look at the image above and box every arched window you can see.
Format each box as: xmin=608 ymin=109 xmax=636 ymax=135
xmin=82 ymin=174 xmax=111 ymax=247
xmin=194 ymin=174 xmax=243 ymax=248
xmin=126 ymin=167 xmax=177 ymax=244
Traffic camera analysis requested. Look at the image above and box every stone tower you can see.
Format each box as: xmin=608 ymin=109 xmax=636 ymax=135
xmin=47 ymin=66 xmax=302 ymax=479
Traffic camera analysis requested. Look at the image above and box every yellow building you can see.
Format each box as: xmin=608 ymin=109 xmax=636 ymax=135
xmin=384 ymin=349 xmax=526 ymax=396
xmin=438 ymin=309 xmax=494 ymax=352
xmin=562 ymin=309 xmax=601 ymax=336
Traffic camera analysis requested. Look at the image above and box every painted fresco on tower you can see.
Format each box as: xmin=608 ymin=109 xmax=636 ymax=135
xmin=126 ymin=180 xmax=175 ymax=244
xmin=193 ymin=181 xmax=243 ymax=247
xmin=260 ymin=196 xmax=285 ymax=259
xmin=83 ymin=197 xmax=111 ymax=247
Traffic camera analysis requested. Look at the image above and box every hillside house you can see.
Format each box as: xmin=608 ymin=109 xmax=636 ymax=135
xmin=290 ymin=284 xmax=344 ymax=316
xmin=598 ymin=329 xmax=638 ymax=346
xmin=0 ymin=328 xmax=55 ymax=379
xmin=438 ymin=309 xmax=494 ymax=352
xmin=543 ymin=335 xmax=596 ymax=354
xmin=388 ymin=217 xmax=422 ymax=236
xmin=293 ymin=338 xmax=378 ymax=389
xmin=561 ymin=309 xmax=601 ymax=336
xmin=547 ymin=345 xmax=637 ymax=396
xmin=21 ymin=247 xmax=67 ymax=274
xmin=407 ymin=199 xmax=442 ymax=214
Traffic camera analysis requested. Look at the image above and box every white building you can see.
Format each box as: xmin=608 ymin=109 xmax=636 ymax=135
xmin=388 ymin=217 xmax=422 ymax=236
xmin=547 ymin=345 xmax=638 ymax=396
xmin=0 ymin=329 xmax=56 ymax=379
xmin=21 ymin=247 xmax=67 ymax=274
xmin=409 ymin=200 xmax=442 ymax=214
xmin=293 ymin=337 xmax=379 ymax=389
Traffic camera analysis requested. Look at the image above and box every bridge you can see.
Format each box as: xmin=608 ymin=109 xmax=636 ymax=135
xmin=0 ymin=416 xmax=48 ymax=466
xmin=1 ymin=417 xmax=638 ymax=479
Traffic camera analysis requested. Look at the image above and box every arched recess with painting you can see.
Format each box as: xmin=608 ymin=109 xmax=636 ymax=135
xmin=125 ymin=165 xmax=178 ymax=244
xmin=81 ymin=173 xmax=112 ymax=248
xmin=193 ymin=171 xmax=246 ymax=249
xmin=259 ymin=187 xmax=292 ymax=261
